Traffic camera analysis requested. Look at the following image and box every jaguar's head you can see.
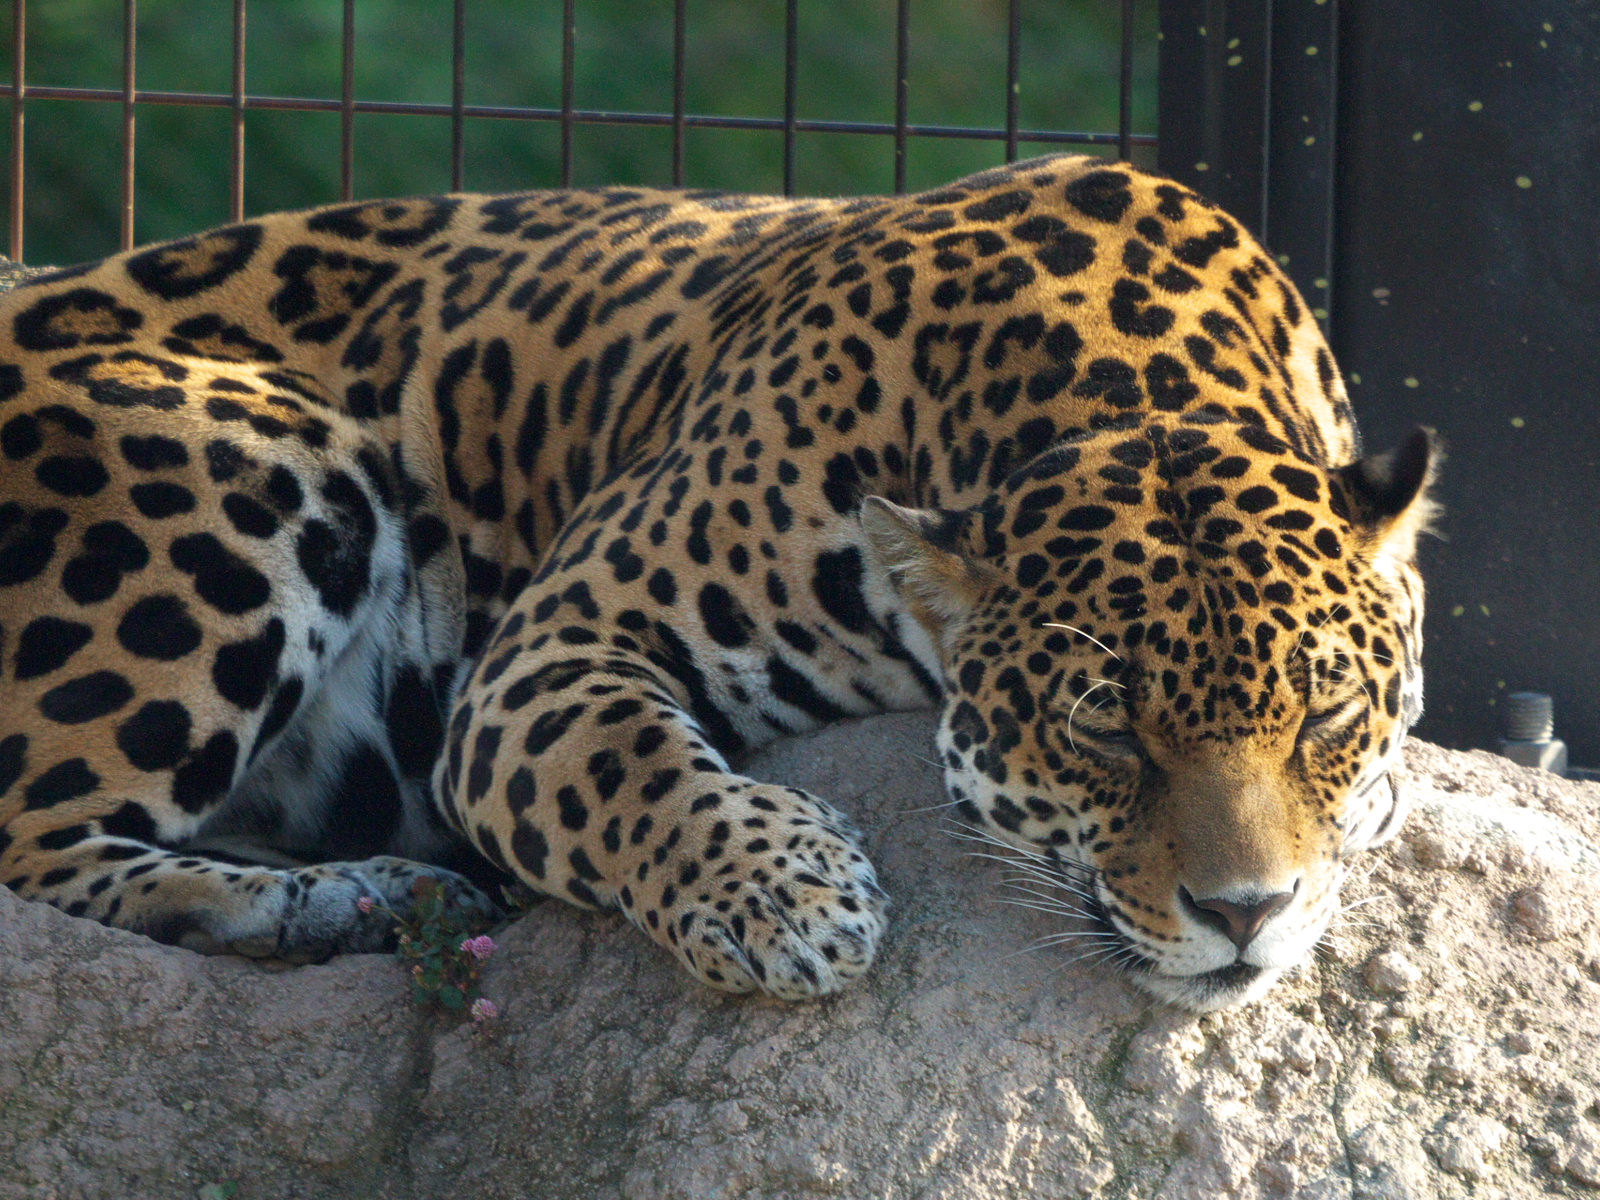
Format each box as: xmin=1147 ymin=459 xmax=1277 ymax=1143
xmin=864 ymin=417 xmax=1437 ymax=1010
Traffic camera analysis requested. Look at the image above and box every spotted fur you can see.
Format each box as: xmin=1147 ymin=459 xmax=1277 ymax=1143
xmin=0 ymin=155 xmax=1433 ymax=1008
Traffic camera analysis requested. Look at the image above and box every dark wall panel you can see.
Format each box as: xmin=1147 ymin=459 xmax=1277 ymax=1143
xmin=1333 ymin=0 xmax=1600 ymax=760
xmin=1159 ymin=0 xmax=1339 ymax=327
xmin=1161 ymin=0 xmax=1600 ymax=762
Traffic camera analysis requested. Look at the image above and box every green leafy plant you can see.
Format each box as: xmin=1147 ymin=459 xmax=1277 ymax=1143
xmin=361 ymin=878 xmax=501 ymax=1019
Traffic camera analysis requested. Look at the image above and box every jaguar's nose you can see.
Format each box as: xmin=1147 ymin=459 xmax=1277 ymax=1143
xmin=1180 ymin=885 xmax=1296 ymax=951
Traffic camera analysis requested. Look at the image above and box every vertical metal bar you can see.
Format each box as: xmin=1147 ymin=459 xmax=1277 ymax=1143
xmin=560 ymin=0 xmax=574 ymax=186
xmin=671 ymin=0 xmax=685 ymax=187
xmin=893 ymin=0 xmax=908 ymax=193
xmin=451 ymin=0 xmax=464 ymax=190
xmin=121 ymin=0 xmax=136 ymax=250
xmin=340 ymin=0 xmax=354 ymax=201
xmin=782 ymin=0 xmax=796 ymax=196
xmin=1318 ymin=3 xmax=1336 ymax=330
xmin=1155 ymin=0 xmax=1196 ymax=182
xmin=1163 ymin=0 xmax=1272 ymax=236
xmin=1118 ymin=0 xmax=1134 ymax=161
xmin=1201 ymin=0 xmax=1226 ymax=187
xmin=231 ymin=0 xmax=245 ymax=221
xmin=1268 ymin=0 xmax=1338 ymax=332
xmin=8 ymin=0 xmax=20 ymax=262
xmin=1005 ymin=0 xmax=1020 ymax=164
xmin=1257 ymin=3 xmax=1273 ymax=238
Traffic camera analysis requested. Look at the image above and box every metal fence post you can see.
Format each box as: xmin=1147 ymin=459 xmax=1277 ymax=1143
xmin=9 ymin=0 xmax=23 ymax=262
xmin=121 ymin=0 xmax=136 ymax=251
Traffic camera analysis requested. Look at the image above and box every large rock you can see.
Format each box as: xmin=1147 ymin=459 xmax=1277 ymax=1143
xmin=3 ymin=713 xmax=1599 ymax=1200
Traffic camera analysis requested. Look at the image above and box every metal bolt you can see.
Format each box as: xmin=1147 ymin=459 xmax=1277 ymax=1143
xmin=1502 ymin=691 xmax=1554 ymax=741
xmin=1494 ymin=691 xmax=1567 ymax=776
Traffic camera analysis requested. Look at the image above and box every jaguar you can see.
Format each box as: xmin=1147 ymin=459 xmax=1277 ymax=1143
xmin=0 ymin=154 xmax=1433 ymax=1011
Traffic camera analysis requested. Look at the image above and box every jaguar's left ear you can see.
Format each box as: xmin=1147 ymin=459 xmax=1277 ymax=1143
xmin=859 ymin=496 xmax=998 ymax=630
xmin=1331 ymin=426 xmax=1441 ymax=565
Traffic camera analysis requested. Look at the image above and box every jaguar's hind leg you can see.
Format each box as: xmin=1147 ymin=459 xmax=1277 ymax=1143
xmin=0 ymin=375 xmax=495 ymax=957
xmin=3 ymin=685 xmax=500 ymax=960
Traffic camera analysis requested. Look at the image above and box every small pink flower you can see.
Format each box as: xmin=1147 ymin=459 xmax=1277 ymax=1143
xmin=470 ymin=997 xmax=499 ymax=1022
xmin=357 ymin=896 xmax=376 ymax=914
xmin=459 ymin=934 xmax=497 ymax=961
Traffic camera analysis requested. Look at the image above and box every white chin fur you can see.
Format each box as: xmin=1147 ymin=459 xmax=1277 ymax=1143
xmin=1132 ymin=965 xmax=1286 ymax=1013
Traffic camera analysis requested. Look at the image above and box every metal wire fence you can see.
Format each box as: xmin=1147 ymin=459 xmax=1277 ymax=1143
xmin=3 ymin=0 xmax=1155 ymax=263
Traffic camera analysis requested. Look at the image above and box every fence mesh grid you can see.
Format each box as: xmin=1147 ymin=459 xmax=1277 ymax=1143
xmin=3 ymin=0 xmax=1155 ymax=263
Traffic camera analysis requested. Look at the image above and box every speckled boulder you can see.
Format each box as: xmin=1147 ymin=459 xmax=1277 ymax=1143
xmin=3 ymin=714 xmax=1598 ymax=1200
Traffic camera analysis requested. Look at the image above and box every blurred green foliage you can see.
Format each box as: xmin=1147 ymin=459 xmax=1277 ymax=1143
xmin=1 ymin=0 xmax=1155 ymax=265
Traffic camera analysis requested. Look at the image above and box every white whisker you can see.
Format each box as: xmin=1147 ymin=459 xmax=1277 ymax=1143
xmin=1066 ymin=679 xmax=1117 ymax=754
xmin=999 ymin=887 xmax=1098 ymax=917
xmin=940 ymin=823 xmax=1048 ymax=858
xmin=1041 ymin=623 xmax=1124 ymax=662
xmin=1002 ymin=874 xmax=1098 ymax=901
xmin=1022 ymin=930 xmax=1112 ymax=953
xmin=999 ymin=898 xmax=1098 ymax=922
xmin=897 ymin=795 xmax=965 ymax=815
xmin=940 ymin=823 xmax=1100 ymax=881
xmin=1057 ymin=945 xmax=1132 ymax=969
xmin=1014 ymin=939 xmax=1124 ymax=965
xmin=1339 ymin=893 xmax=1387 ymax=914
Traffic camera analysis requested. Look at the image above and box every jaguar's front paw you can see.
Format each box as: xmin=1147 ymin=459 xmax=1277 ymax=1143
xmin=623 ymin=783 xmax=888 ymax=1000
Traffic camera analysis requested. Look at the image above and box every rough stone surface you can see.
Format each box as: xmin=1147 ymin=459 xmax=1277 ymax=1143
xmin=0 ymin=254 xmax=54 ymax=291
xmin=4 ymin=716 xmax=1600 ymax=1199
xmin=1365 ymin=951 xmax=1424 ymax=996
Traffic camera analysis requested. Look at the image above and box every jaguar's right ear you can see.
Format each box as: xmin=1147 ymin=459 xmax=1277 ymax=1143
xmin=1331 ymin=426 xmax=1440 ymax=566
xmin=860 ymin=496 xmax=997 ymax=630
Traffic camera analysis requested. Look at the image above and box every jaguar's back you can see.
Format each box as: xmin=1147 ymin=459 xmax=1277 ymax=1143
xmin=0 ymin=155 xmax=1432 ymax=1009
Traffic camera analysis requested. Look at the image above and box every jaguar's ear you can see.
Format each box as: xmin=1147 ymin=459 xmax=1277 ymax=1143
xmin=860 ymin=496 xmax=997 ymax=629
xmin=1331 ymin=426 xmax=1440 ymax=565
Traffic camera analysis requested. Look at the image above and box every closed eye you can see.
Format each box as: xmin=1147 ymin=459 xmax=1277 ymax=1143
xmin=1088 ymin=728 xmax=1151 ymax=760
xmin=1045 ymin=670 xmax=1143 ymax=759
xmin=1053 ymin=715 xmax=1149 ymax=763
xmin=1299 ymin=700 xmax=1364 ymax=744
